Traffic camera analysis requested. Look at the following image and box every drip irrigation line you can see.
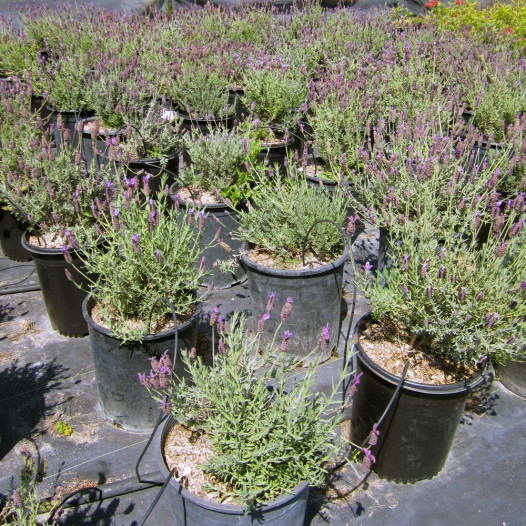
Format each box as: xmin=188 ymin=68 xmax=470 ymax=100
xmin=0 ymin=264 xmax=40 ymax=295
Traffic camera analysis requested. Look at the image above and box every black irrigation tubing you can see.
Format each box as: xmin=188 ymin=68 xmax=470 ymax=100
xmin=46 ymin=297 xmax=181 ymax=524
xmin=0 ymin=265 xmax=40 ymax=295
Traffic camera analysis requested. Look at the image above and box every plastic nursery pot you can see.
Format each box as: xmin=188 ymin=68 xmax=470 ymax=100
xmin=80 ymin=117 xmax=123 ymax=171
xmin=240 ymin=244 xmax=348 ymax=364
xmin=497 ymin=361 xmax=526 ymax=400
xmin=49 ymin=107 xmax=94 ymax=154
xmin=256 ymin=133 xmax=298 ymax=171
xmin=169 ymin=183 xmax=245 ymax=289
xmin=228 ymin=86 xmax=245 ymax=123
xmin=21 ymin=230 xmax=92 ymax=337
xmin=350 ymin=313 xmax=485 ymax=483
xmin=121 ymin=149 xmax=181 ymax=197
xmin=0 ymin=208 xmax=32 ymax=262
xmin=82 ymin=295 xmax=200 ymax=432
xmin=155 ymin=415 xmax=309 ymax=526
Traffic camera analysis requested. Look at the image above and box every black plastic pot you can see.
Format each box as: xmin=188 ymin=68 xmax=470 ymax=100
xmin=350 ymin=314 xmax=485 ymax=483
xmin=50 ymin=108 xmax=94 ymax=153
xmin=256 ymin=134 xmax=297 ymax=170
xmin=155 ymin=415 xmax=309 ymax=526
xmin=169 ymin=184 xmax=245 ymax=289
xmin=228 ymin=87 xmax=244 ymax=123
xmin=82 ymin=295 xmax=200 ymax=432
xmin=21 ymin=231 xmax=91 ymax=337
xmin=497 ymin=361 xmax=526 ymax=400
xmin=0 ymin=208 xmax=32 ymax=261
xmin=241 ymin=245 xmax=348 ymax=364
xmin=80 ymin=117 xmax=123 ymax=171
xmin=122 ymin=150 xmax=181 ymax=197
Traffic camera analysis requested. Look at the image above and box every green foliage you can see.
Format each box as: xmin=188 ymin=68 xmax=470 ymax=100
xmin=241 ymin=64 xmax=307 ymax=132
xmin=0 ymin=443 xmax=57 ymax=526
xmin=55 ymin=420 xmax=73 ymax=436
xmin=237 ymin=168 xmax=348 ymax=263
xmin=72 ymin=181 xmax=208 ymax=342
xmin=41 ymin=52 xmax=94 ymax=111
xmin=355 ymin=116 xmax=526 ymax=365
xmin=182 ymin=125 xmax=256 ymax=205
xmin=428 ymin=0 xmax=526 ymax=47
xmin=120 ymin=100 xmax=182 ymax=161
xmin=146 ymin=312 xmax=344 ymax=507
xmin=8 ymin=137 xmax=119 ymax=236
xmin=164 ymin=65 xmax=233 ymax=120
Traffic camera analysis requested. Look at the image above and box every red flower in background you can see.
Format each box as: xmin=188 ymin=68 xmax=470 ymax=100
xmin=425 ymin=0 xmax=439 ymax=8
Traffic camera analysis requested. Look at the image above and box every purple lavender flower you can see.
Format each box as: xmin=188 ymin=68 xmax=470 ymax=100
xmin=217 ymin=315 xmax=225 ymax=334
xmin=402 ymin=254 xmax=410 ymax=271
xmin=199 ymin=256 xmax=205 ymax=271
xmin=280 ymin=330 xmax=293 ymax=352
xmin=132 ymin=233 xmax=140 ymax=255
xmin=458 ymin=287 xmax=467 ymax=302
xmin=161 ymin=395 xmax=171 ymax=415
xmin=348 ymin=372 xmax=363 ymax=397
xmin=280 ymin=297 xmax=293 ymax=322
xmin=64 ymin=269 xmax=73 ymax=281
xmin=198 ymin=210 xmax=206 ymax=231
xmin=62 ymin=245 xmax=72 ymax=264
xmin=509 ymin=220 xmax=523 ymax=238
xmin=188 ymin=208 xmax=194 ymax=227
xmin=155 ymin=250 xmax=162 ymax=264
xmin=421 ymin=259 xmax=430 ymax=279
xmin=218 ymin=339 xmax=226 ymax=354
xmin=210 ymin=306 xmax=219 ymax=326
xmin=364 ymin=261 xmax=373 ymax=272
xmin=475 ymin=291 xmax=483 ymax=301
xmin=318 ymin=323 xmax=331 ymax=351
xmin=189 ymin=347 xmax=197 ymax=360
xmin=369 ymin=423 xmax=380 ymax=446
xmin=438 ymin=266 xmax=446 ymax=279
xmin=426 ymin=285 xmax=433 ymax=297
xmin=266 ymin=292 xmax=277 ymax=311
xmin=258 ymin=312 xmax=271 ymax=333
xmin=361 ymin=448 xmax=376 ymax=473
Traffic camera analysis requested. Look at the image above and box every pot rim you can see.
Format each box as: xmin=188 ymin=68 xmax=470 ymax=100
xmin=176 ymin=110 xmax=235 ymax=123
xmin=240 ymin=243 xmax=349 ymax=278
xmin=121 ymin=148 xmax=182 ymax=166
xmin=354 ymin=312 xmax=485 ymax=395
xmin=81 ymin=293 xmax=201 ymax=342
xmin=22 ymin=228 xmax=103 ymax=256
xmin=168 ymin=182 xmax=238 ymax=212
xmin=155 ymin=415 xmax=309 ymax=514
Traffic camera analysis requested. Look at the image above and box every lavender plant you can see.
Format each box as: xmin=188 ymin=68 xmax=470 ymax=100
xmin=241 ymin=52 xmax=309 ymax=136
xmin=119 ymin=99 xmax=182 ymax=162
xmin=70 ymin=179 xmax=208 ymax=342
xmin=140 ymin=310 xmax=345 ymax=508
xmin=2 ymin=121 xmax=120 ymax=240
xmin=360 ymin=184 xmax=526 ymax=366
xmin=237 ymin=167 xmax=348 ymax=265
xmin=182 ymin=125 xmax=257 ymax=206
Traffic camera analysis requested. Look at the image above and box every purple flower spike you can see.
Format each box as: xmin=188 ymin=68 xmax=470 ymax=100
xmin=161 ymin=395 xmax=171 ymax=415
xmin=361 ymin=448 xmax=376 ymax=473
xmin=318 ymin=323 xmax=331 ymax=351
xmin=258 ymin=312 xmax=271 ymax=333
xmin=199 ymin=256 xmax=205 ymax=271
xmin=62 ymin=245 xmax=72 ymax=264
xmin=280 ymin=330 xmax=293 ymax=352
xmin=369 ymin=423 xmax=380 ymax=446
xmin=266 ymin=292 xmax=277 ymax=311
xmin=280 ymin=297 xmax=293 ymax=322
xmin=364 ymin=261 xmax=373 ymax=272
xmin=155 ymin=250 xmax=162 ymax=263
xmin=132 ymin=233 xmax=140 ymax=255
xmin=348 ymin=372 xmax=363 ymax=397
xmin=402 ymin=254 xmax=410 ymax=271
